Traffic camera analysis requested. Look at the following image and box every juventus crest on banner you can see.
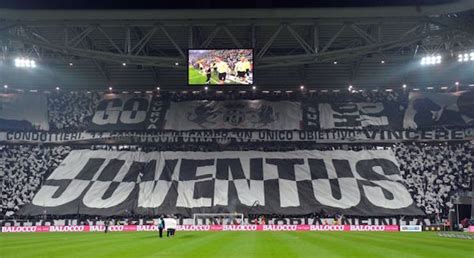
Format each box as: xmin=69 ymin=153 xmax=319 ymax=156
xmin=21 ymin=150 xmax=423 ymax=217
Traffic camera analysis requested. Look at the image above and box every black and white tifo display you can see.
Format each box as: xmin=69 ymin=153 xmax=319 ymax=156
xmin=21 ymin=149 xmax=424 ymax=217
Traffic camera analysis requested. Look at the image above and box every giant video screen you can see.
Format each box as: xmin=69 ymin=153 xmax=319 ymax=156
xmin=188 ymin=49 xmax=253 ymax=85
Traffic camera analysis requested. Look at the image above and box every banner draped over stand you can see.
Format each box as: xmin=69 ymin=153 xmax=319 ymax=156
xmin=20 ymin=149 xmax=424 ymax=217
xmin=0 ymin=128 xmax=472 ymax=144
xmin=1 ymin=92 xmax=472 ymax=144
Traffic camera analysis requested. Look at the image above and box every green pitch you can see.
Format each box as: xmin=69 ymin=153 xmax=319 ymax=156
xmin=188 ymin=67 xmax=218 ymax=85
xmin=1 ymin=232 xmax=472 ymax=258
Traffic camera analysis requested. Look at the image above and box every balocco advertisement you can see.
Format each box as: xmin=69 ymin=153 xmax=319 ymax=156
xmin=1 ymin=225 xmax=399 ymax=233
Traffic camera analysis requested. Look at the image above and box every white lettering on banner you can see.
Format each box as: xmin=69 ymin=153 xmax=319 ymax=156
xmin=92 ymin=96 xmax=150 ymax=126
xmin=0 ymin=129 xmax=471 ymax=144
xmin=176 ymin=160 xmax=215 ymax=208
xmin=137 ymin=225 xmax=157 ymax=231
xmin=138 ymin=157 xmax=178 ymax=208
xmin=362 ymin=181 xmax=414 ymax=209
xmin=90 ymin=226 xmax=104 ymax=232
xmin=263 ymin=225 xmax=298 ymax=231
xmin=223 ymin=225 xmax=258 ymax=231
xmin=109 ymin=226 xmax=124 ymax=231
xmin=93 ymin=100 xmax=121 ymax=125
xmin=83 ymin=182 xmax=135 ymax=209
xmin=310 ymin=225 xmax=345 ymax=231
xmin=312 ymin=178 xmax=361 ymax=209
xmin=177 ymin=225 xmax=211 ymax=231
xmin=50 ymin=226 xmax=85 ymax=232
xmin=213 ymin=158 xmax=265 ymax=207
xmin=350 ymin=225 xmax=386 ymax=231
xmin=138 ymin=181 xmax=174 ymax=208
xmin=2 ymin=226 xmax=37 ymax=233
xmin=319 ymin=102 xmax=393 ymax=129
xmin=22 ymin=150 xmax=422 ymax=217
xmin=1 ymin=224 xmax=404 ymax=233
xmin=32 ymin=180 xmax=90 ymax=207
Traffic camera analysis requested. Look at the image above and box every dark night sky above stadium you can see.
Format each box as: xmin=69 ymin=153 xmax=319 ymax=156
xmin=0 ymin=0 xmax=458 ymax=9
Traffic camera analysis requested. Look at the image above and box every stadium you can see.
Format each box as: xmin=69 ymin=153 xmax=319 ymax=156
xmin=0 ymin=0 xmax=473 ymax=257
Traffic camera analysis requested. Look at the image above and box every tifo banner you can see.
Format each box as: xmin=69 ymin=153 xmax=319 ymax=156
xmin=0 ymin=224 xmax=399 ymax=233
xmin=20 ymin=150 xmax=423 ymax=217
xmin=0 ymin=128 xmax=472 ymax=144
xmin=0 ymin=93 xmax=49 ymax=130
xmin=89 ymin=94 xmax=167 ymax=131
xmin=318 ymin=102 xmax=403 ymax=130
xmin=164 ymin=100 xmax=302 ymax=130
xmin=404 ymin=91 xmax=474 ymax=129
xmin=85 ymin=93 xmax=474 ymax=131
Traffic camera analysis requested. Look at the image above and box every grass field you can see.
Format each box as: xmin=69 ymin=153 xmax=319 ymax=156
xmin=188 ymin=67 xmax=251 ymax=85
xmin=188 ymin=67 xmax=216 ymax=85
xmin=1 ymin=231 xmax=473 ymax=258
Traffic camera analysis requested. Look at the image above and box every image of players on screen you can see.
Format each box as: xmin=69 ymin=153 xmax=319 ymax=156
xmin=188 ymin=49 xmax=253 ymax=85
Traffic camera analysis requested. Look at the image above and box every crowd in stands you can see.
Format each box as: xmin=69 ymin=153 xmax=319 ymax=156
xmin=1 ymin=141 xmax=471 ymax=218
xmin=0 ymin=145 xmax=71 ymax=216
xmin=47 ymin=91 xmax=100 ymax=131
xmin=394 ymin=142 xmax=472 ymax=217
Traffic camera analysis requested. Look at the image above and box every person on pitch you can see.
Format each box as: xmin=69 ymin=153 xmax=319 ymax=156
xmin=215 ymin=57 xmax=229 ymax=84
xmin=104 ymin=218 xmax=109 ymax=234
xmin=235 ymin=56 xmax=248 ymax=83
xmin=205 ymin=65 xmax=212 ymax=84
xmin=165 ymin=216 xmax=177 ymax=237
xmin=157 ymin=216 xmax=165 ymax=238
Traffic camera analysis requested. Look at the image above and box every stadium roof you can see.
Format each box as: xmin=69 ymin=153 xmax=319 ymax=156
xmin=0 ymin=0 xmax=473 ymax=90
xmin=0 ymin=0 xmax=464 ymax=9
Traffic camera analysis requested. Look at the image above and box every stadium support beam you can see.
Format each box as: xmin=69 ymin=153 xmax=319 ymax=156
xmin=67 ymin=26 xmax=95 ymax=48
xmin=22 ymin=26 xmax=50 ymax=44
xmin=256 ymin=24 xmax=283 ymax=60
xmin=125 ymin=26 xmax=131 ymax=55
xmin=97 ymin=26 xmax=125 ymax=55
xmin=349 ymin=57 xmax=364 ymax=83
xmin=160 ymin=25 xmax=187 ymax=59
xmin=400 ymin=24 xmax=422 ymax=38
xmin=251 ymin=24 xmax=256 ymax=49
xmin=200 ymin=26 xmax=220 ymax=48
xmin=131 ymin=26 xmax=159 ymax=55
xmin=0 ymin=32 xmax=182 ymax=68
xmin=76 ymin=28 xmax=112 ymax=83
xmin=320 ymin=24 xmax=346 ymax=53
xmin=258 ymin=29 xmax=447 ymax=68
xmin=131 ymin=27 xmax=160 ymax=83
xmin=286 ymin=24 xmax=314 ymax=54
xmin=428 ymin=16 xmax=474 ymax=37
xmin=350 ymin=24 xmax=377 ymax=44
xmin=188 ymin=26 xmax=194 ymax=48
xmin=313 ymin=23 xmax=319 ymax=53
xmin=222 ymin=25 xmax=243 ymax=49
xmin=377 ymin=23 xmax=382 ymax=43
